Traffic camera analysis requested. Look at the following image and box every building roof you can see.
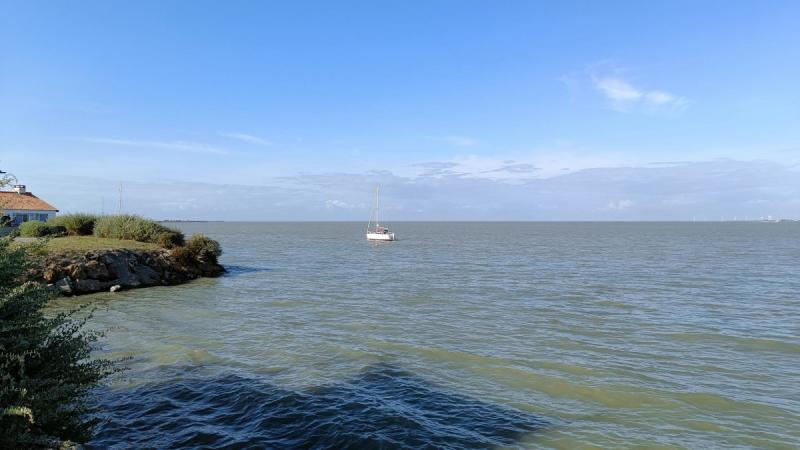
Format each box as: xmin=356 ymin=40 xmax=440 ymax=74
xmin=0 ymin=191 xmax=59 ymax=212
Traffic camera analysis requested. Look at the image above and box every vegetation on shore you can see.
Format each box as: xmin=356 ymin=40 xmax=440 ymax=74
xmin=17 ymin=214 xmax=217 ymax=255
xmin=44 ymin=236 xmax=160 ymax=253
xmin=18 ymin=221 xmax=65 ymax=238
xmin=174 ymin=234 xmax=223 ymax=265
xmin=13 ymin=214 xmax=226 ymax=296
xmin=0 ymin=237 xmax=120 ymax=448
xmin=93 ymin=215 xmax=185 ymax=248
xmin=47 ymin=213 xmax=97 ymax=236
xmin=20 ymin=214 xmax=187 ymax=249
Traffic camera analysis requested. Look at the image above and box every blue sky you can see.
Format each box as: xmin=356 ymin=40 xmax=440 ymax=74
xmin=1 ymin=1 xmax=799 ymax=220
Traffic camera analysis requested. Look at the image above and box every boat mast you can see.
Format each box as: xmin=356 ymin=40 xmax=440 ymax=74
xmin=367 ymin=185 xmax=379 ymax=233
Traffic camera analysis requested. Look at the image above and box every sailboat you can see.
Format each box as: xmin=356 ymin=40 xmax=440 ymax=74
xmin=366 ymin=185 xmax=396 ymax=241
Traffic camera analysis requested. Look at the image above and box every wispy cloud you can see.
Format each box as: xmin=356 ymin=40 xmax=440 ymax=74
xmin=25 ymin=159 xmax=800 ymax=220
xmin=425 ymin=135 xmax=477 ymax=147
xmin=483 ymin=163 xmax=539 ymax=174
xmin=78 ymin=138 xmax=228 ymax=155
xmin=413 ymin=161 xmax=463 ymax=178
xmin=594 ymin=78 xmax=643 ymax=101
xmin=406 ymin=152 xmax=631 ymax=181
xmin=593 ymin=76 xmax=687 ymax=112
xmin=607 ymin=199 xmax=634 ymax=210
xmin=562 ymin=62 xmax=688 ymax=113
xmin=324 ymin=199 xmax=363 ymax=209
xmin=218 ymin=131 xmax=271 ymax=146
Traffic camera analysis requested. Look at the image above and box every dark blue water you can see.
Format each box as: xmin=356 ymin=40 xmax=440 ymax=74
xmin=90 ymin=365 xmax=548 ymax=449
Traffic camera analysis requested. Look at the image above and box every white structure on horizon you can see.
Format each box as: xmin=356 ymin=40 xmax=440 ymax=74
xmin=0 ymin=185 xmax=59 ymax=225
xmin=366 ymin=185 xmax=396 ymax=241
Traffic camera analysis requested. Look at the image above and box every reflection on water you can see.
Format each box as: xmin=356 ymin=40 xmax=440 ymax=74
xmin=223 ymin=265 xmax=272 ymax=277
xmin=90 ymin=365 xmax=549 ymax=449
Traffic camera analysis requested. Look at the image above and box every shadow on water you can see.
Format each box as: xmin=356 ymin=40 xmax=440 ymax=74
xmin=222 ymin=265 xmax=273 ymax=277
xmin=89 ymin=364 xmax=550 ymax=449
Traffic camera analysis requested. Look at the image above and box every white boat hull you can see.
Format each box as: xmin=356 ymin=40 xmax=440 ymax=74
xmin=366 ymin=232 xmax=395 ymax=241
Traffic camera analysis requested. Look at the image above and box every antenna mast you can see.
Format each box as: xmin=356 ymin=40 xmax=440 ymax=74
xmin=118 ymin=183 xmax=123 ymax=214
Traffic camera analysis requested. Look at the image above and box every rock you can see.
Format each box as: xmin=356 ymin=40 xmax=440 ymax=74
xmin=42 ymin=265 xmax=63 ymax=283
xmin=85 ymin=260 xmax=111 ymax=281
xmin=74 ymin=279 xmax=102 ymax=294
xmin=26 ymin=247 xmax=225 ymax=296
xmin=55 ymin=277 xmax=73 ymax=295
xmin=106 ymin=254 xmax=136 ymax=285
xmin=199 ymin=259 xmax=226 ymax=277
xmin=66 ymin=263 xmax=86 ymax=280
xmin=133 ymin=264 xmax=160 ymax=285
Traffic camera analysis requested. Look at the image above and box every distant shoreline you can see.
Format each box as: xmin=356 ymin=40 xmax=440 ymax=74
xmin=154 ymin=220 xmax=799 ymax=223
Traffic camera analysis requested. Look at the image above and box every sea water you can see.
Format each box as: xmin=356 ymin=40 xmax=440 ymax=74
xmin=50 ymin=222 xmax=800 ymax=449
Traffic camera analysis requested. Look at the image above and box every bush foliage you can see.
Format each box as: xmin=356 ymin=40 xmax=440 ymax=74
xmin=31 ymin=214 xmax=222 ymax=257
xmin=156 ymin=231 xmax=185 ymax=249
xmin=169 ymin=246 xmax=194 ymax=265
xmin=18 ymin=221 xmax=65 ymax=238
xmin=18 ymin=221 xmax=50 ymax=237
xmin=170 ymin=234 xmax=223 ymax=265
xmin=0 ymin=237 xmax=120 ymax=447
xmin=185 ymin=234 xmax=222 ymax=262
xmin=93 ymin=215 xmax=184 ymax=246
xmin=48 ymin=214 xmax=98 ymax=236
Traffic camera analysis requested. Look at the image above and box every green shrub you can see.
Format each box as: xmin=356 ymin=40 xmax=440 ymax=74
xmin=185 ymin=234 xmax=222 ymax=262
xmin=169 ymin=246 xmax=194 ymax=265
xmin=48 ymin=213 xmax=97 ymax=236
xmin=48 ymin=225 xmax=67 ymax=237
xmin=93 ymin=215 xmax=184 ymax=245
xmin=0 ymin=237 xmax=120 ymax=447
xmin=156 ymin=231 xmax=185 ymax=249
xmin=18 ymin=221 xmax=52 ymax=237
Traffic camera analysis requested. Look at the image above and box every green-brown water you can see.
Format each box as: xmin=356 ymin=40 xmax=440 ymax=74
xmin=54 ymin=222 xmax=800 ymax=448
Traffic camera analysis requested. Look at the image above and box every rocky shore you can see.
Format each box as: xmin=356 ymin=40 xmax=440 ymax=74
xmin=28 ymin=248 xmax=225 ymax=295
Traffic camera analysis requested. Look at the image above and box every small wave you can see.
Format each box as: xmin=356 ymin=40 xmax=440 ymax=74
xmin=89 ymin=364 xmax=550 ymax=449
xmin=145 ymin=344 xmax=226 ymax=367
xmin=223 ymin=265 xmax=272 ymax=277
xmin=675 ymin=391 xmax=793 ymax=418
xmin=594 ymin=299 xmax=635 ymax=309
xmin=476 ymin=366 xmax=678 ymax=410
xmin=661 ymin=332 xmax=800 ymax=353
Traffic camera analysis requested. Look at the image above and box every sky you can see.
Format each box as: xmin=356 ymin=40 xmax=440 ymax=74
xmin=1 ymin=0 xmax=799 ymax=220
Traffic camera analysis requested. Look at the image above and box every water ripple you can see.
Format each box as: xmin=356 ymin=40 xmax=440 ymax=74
xmin=90 ymin=365 xmax=549 ymax=449
xmin=51 ymin=222 xmax=800 ymax=448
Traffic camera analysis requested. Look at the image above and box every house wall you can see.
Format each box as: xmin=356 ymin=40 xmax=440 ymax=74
xmin=2 ymin=209 xmax=57 ymax=225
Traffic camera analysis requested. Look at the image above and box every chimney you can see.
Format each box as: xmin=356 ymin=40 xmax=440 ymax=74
xmin=12 ymin=185 xmax=26 ymax=194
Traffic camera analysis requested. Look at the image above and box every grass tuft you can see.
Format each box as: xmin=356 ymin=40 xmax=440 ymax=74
xmin=44 ymin=236 xmax=160 ymax=254
xmin=93 ymin=215 xmax=184 ymax=245
xmin=48 ymin=213 xmax=98 ymax=236
xmin=19 ymin=221 xmax=65 ymax=237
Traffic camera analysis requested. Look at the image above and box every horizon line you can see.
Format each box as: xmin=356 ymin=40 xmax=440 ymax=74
xmin=156 ymin=219 xmax=798 ymax=223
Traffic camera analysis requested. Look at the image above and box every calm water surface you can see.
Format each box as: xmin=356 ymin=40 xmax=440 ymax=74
xmin=53 ymin=222 xmax=800 ymax=449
